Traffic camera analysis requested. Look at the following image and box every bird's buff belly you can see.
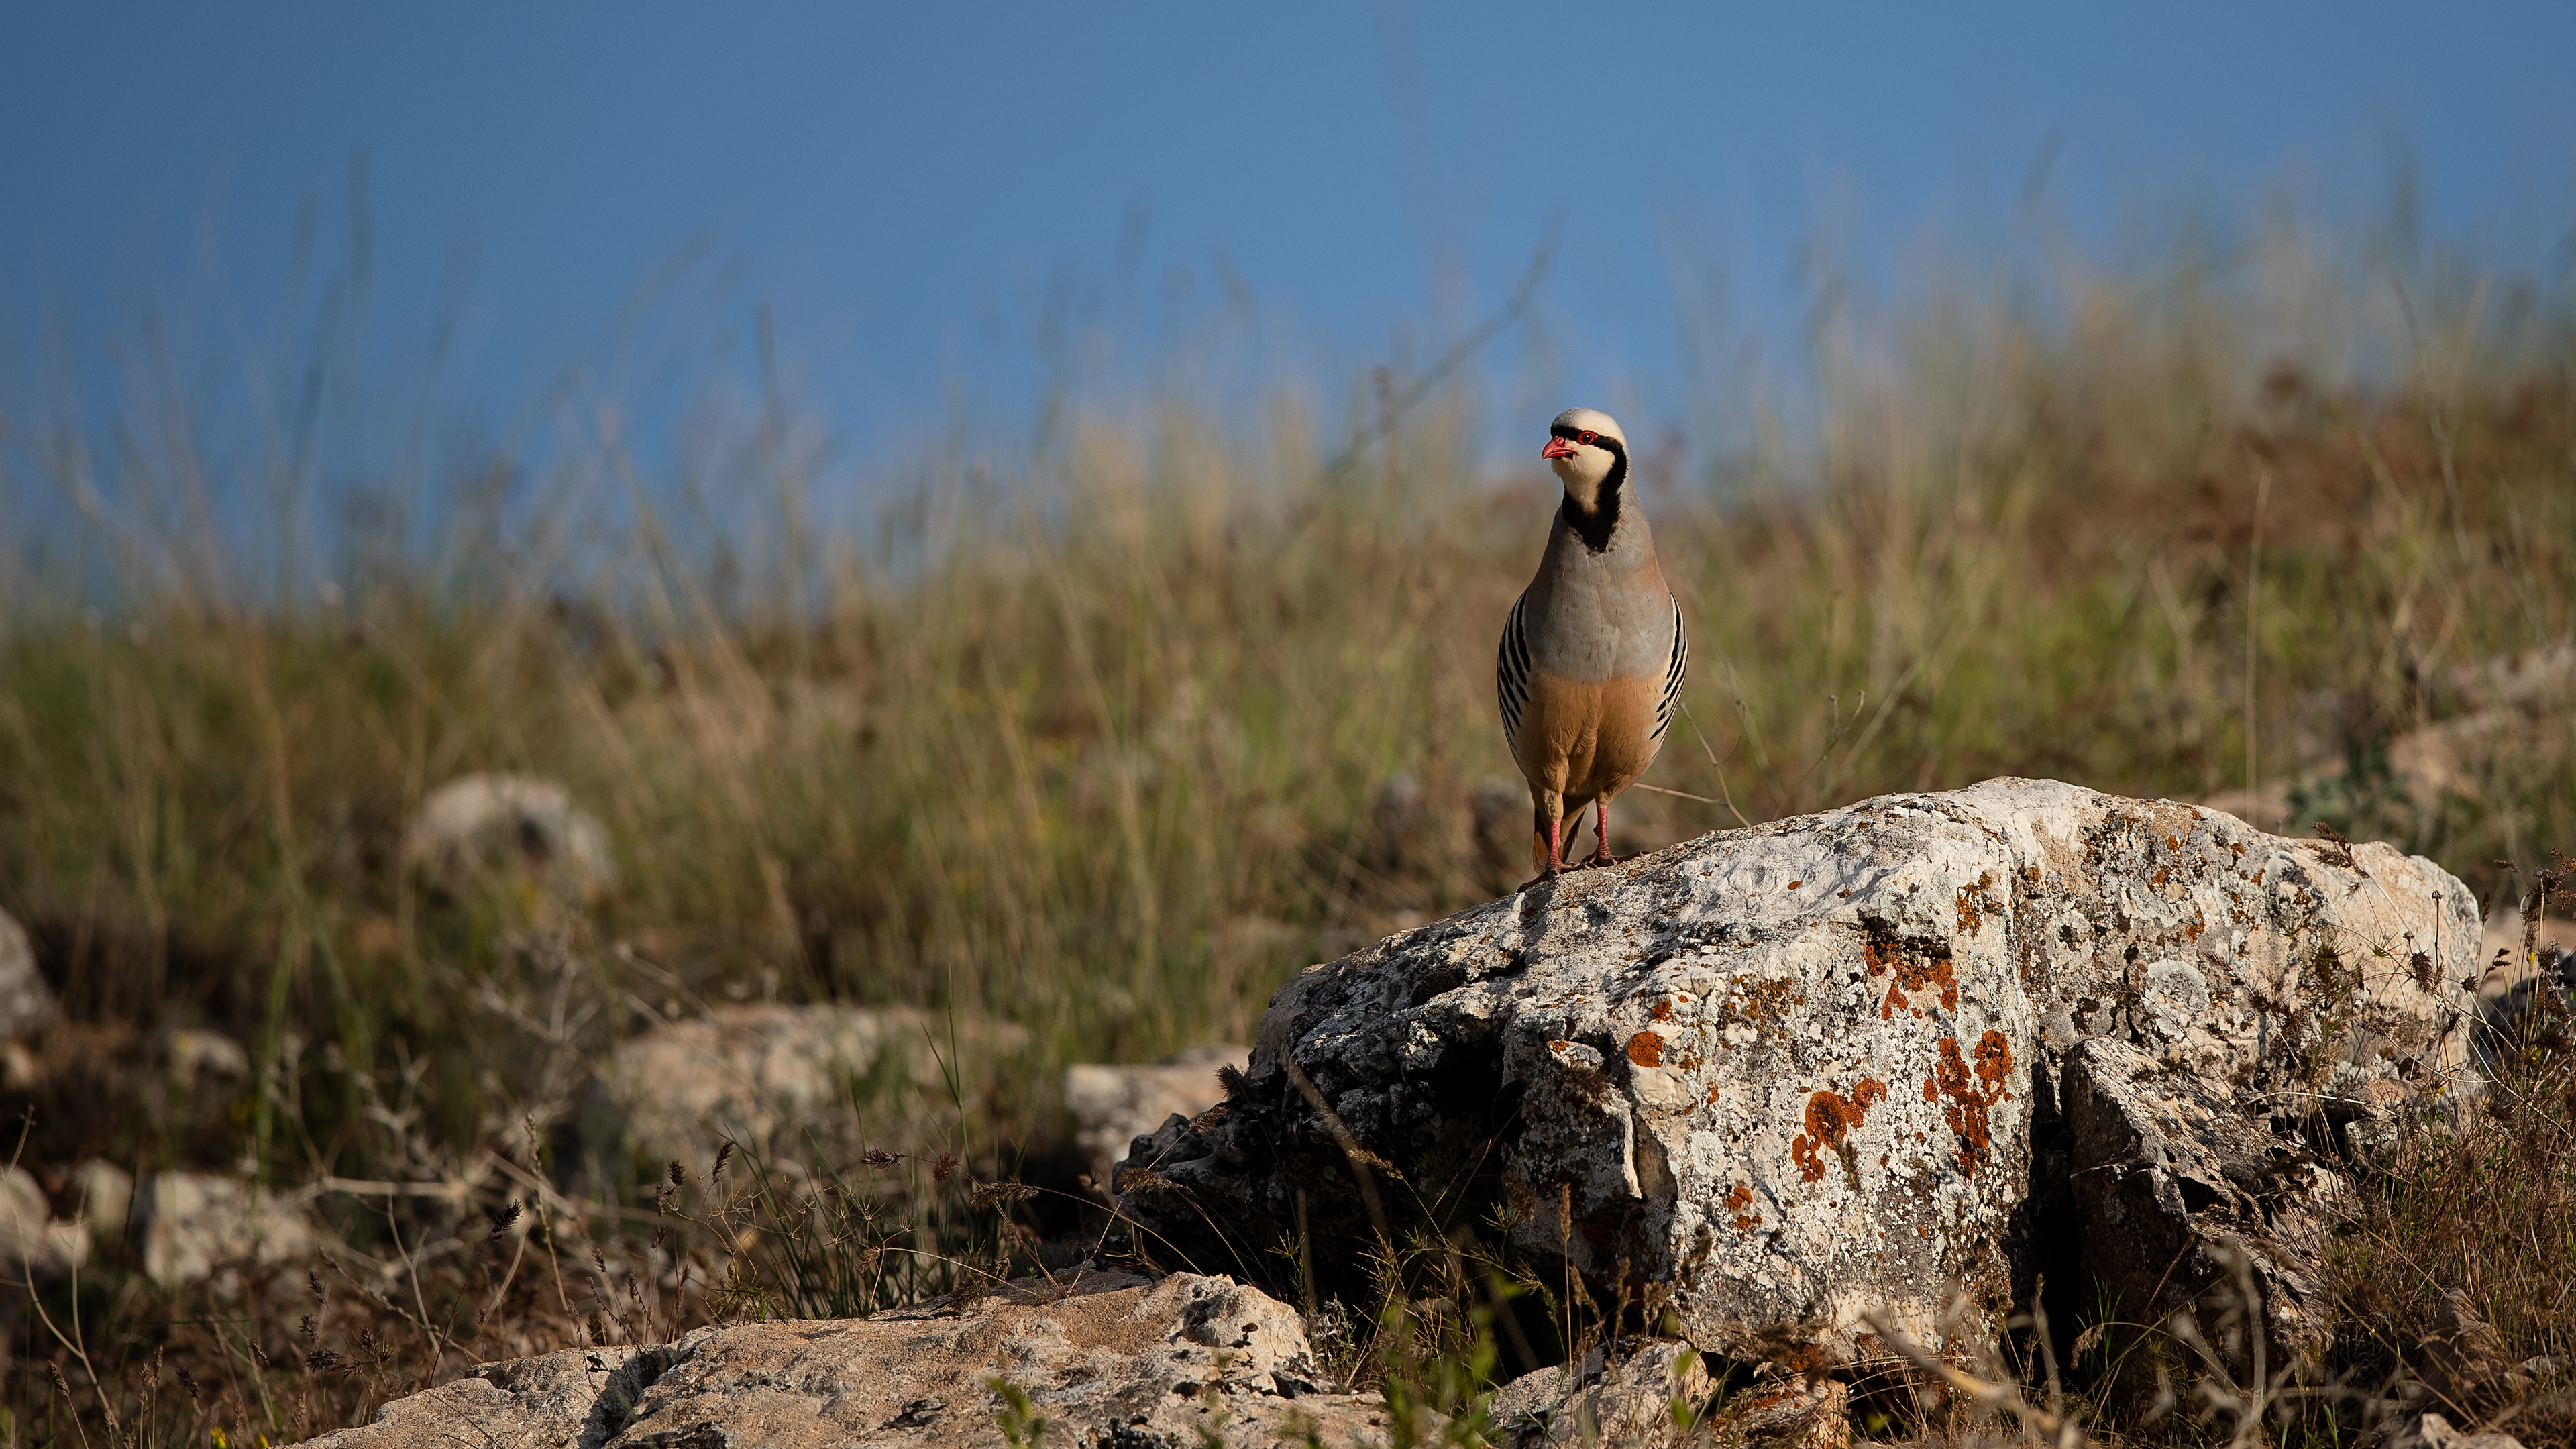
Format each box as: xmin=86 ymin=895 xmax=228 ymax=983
xmin=1510 ymin=668 xmax=1664 ymax=800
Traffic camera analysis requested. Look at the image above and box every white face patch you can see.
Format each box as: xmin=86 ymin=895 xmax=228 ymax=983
xmin=1550 ymin=445 xmax=1617 ymax=509
xmin=1546 ymin=407 xmax=1628 ymax=513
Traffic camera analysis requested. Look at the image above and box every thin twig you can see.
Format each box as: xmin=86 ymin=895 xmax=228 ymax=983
xmin=1677 ymin=700 xmax=1753 ymax=828
xmin=1322 ymin=227 xmax=1559 ymax=480
xmin=1280 ymin=1051 xmax=1397 ymax=1256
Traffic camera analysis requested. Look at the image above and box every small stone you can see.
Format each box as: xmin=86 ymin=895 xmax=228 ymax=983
xmin=400 ymin=773 xmax=616 ymax=904
xmin=0 ymin=1167 xmax=88 ymax=1279
xmin=578 ymin=1004 xmax=1026 ymax=1189
xmin=71 ymin=1160 xmax=135 ymax=1242
xmin=1067 ymin=1044 xmax=1248 ymax=1189
xmin=132 ymin=1172 xmax=316 ymax=1287
xmin=158 ymin=1028 xmax=252 ymax=1088
xmin=1487 ymin=1340 xmax=1719 ymax=1448
xmin=0 ymin=906 xmax=57 ymax=1040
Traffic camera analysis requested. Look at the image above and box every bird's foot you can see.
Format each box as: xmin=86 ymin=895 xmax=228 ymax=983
xmin=1513 ymin=866 xmax=1566 ymax=893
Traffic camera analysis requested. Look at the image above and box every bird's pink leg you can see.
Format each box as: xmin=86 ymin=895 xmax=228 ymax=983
xmin=1547 ymin=811 xmax=1568 ymax=873
xmin=1588 ymin=798 xmax=1615 ymax=866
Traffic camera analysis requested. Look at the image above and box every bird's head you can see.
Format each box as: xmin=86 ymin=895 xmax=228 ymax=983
xmin=1541 ymin=407 xmax=1628 ymax=512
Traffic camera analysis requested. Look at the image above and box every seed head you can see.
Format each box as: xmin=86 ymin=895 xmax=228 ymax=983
xmin=969 ymin=1179 xmax=1039 ymax=1210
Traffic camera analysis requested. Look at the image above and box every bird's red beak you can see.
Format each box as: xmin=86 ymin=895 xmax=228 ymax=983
xmin=1541 ymin=436 xmax=1579 ymax=460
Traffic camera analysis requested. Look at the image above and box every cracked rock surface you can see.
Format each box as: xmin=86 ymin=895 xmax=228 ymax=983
xmin=303 ymin=1271 xmax=1397 ymax=1448
xmin=1118 ymin=778 xmax=2479 ymax=1366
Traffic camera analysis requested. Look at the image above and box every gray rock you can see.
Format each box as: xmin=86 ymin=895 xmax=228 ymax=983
xmin=0 ymin=1166 xmax=88 ymax=1280
xmin=300 ymin=1270 xmax=1405 ymax=1448
xmin=2472 ymin=946 xmax=2576 ymax=1076
xmin=2061 ymin=1035 xmax=2341 ymax=1375
xmin=1064 ymin=1044 xmax=1247 ymax=1189
xmin=2392 ymin=1411 xmax=2527 ymax=1449
xmin=401 ymin=773 xmax=617 ymax=903
xmin=158 ymin=1026 xmax=252 ymax=1089
xmin=71 ymin=1159 xmax=135 ymax=1242
xmin=1118 ymin=778 xmax=2477 ymax=1367
xmin=1487 ymin=1339 xmax=1721 ymax=1448
xmin=0 ymin=906 xmax=56 ymax=1040
xmin=132 ymin=1172 xmax=317 ymax=1286
xmin=580 ymin=1004 xmax=1028 ymax=1185
xmin=1708 ymin=1375 xmax=1851 ymax=1448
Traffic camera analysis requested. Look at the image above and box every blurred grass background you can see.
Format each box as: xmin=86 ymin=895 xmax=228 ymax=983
xmin=1 ymin=215 xmax=2571 ymax=1195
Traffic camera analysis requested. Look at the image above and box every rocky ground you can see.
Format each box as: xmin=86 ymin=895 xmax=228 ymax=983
xmin=245 ymin=777 xmax=2576 ymax=1448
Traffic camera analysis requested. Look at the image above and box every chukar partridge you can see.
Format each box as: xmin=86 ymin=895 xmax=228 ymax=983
xmin=1496 ymin=407 xmax=1686 ymax=882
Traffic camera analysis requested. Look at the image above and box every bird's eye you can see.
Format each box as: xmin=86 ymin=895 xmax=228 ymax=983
xmin=1578 ymin=430 xmax=1597 ymax=445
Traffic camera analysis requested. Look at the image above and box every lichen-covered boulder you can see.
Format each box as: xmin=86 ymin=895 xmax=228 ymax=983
xmin=1117 ymin=778 xmax=2478 ymax=1366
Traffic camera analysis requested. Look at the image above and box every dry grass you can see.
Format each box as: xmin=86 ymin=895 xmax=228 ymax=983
xmin=0 ymin=231 xmax=2572 ymax=1443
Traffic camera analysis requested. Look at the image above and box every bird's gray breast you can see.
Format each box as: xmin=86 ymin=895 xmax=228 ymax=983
xmin=1523 ymin=529 xmax=1672 ymax=684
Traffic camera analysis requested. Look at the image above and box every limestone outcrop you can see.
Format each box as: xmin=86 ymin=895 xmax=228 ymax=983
xmin=1116 ymin=778 xmax=2479 ymax=1366
xmin=304 ymin=1270 xmax=1401 ymax=1448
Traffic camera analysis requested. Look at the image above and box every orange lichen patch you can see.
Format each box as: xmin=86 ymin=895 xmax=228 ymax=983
xmin=1627 ymin=1030 xmax=1666 ymax=1068
xmin=1864 ymin=940 xmax=1896 ymax=977
xmin=1722 ymin=1183 xmax=1764 ymax=1232
xmin=1791 ymin=1134 xmax=1825 ymax=1183
xmin=1788 ymin=880 xmax=1803 ymax=890
xmin=1923 ymin=1032 xmax=2015 ymax=1177
xmin=1651 ymin=998 xmax=1677 ymax=1022
xmin=1954 ymin=872 xmax=1998 ymax=934
xmin=2166 ymin=835 xmax=2182 ymax=851
xmin=1805 ymin=1091 xmax=1860 ymax=1146
xmin=2151 ymin=867 xmax=2169 ymax=886
xmin=1791 ymin=1079 xmax=1888 ymax=1184
xmin=1549 ymin=1040 xmax=1572 ymax=1055
xmin=1973 ymin=1030 xmax=2013 ymax=1099
xmin=1877 ymin=949 xmax=1960 ymax=1018
xmin=1706 ymin=1084 xmax=1723 ymax=1106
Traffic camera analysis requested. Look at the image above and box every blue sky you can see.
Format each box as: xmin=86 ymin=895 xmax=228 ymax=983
xmin=5 ymin=3 xmax=2575 ymax=496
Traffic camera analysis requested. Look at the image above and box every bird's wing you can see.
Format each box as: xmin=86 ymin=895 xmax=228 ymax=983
xmin=1497 ymin=590 xmax=1533 ymax=755
xmin=1650 ymin=593 xmax=1687 ymax=742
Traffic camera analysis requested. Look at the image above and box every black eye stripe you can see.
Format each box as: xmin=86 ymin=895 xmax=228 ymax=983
xmin=1548 ymin=424 xmax=1619 ymax=449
